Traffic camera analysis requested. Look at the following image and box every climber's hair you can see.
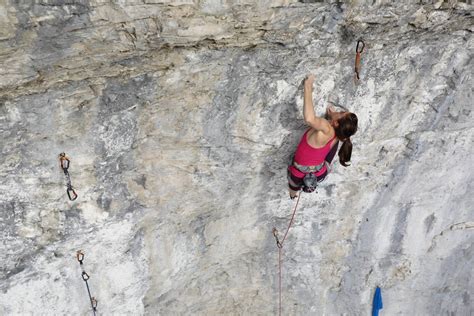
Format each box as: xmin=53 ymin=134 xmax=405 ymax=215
xmin=334 ymin=112 xmax=358 ymax=167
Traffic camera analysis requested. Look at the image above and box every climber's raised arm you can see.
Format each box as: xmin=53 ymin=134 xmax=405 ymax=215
xmin=303 ymin=75 xmax=330 ymax=134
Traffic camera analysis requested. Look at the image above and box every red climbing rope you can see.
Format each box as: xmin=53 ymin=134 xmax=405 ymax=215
xmin=272 ymin=193 xmax=302 ymax=316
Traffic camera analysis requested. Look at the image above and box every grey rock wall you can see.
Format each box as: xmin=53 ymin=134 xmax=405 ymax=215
xmin=0 ymin=0 xmax=473 ymax=315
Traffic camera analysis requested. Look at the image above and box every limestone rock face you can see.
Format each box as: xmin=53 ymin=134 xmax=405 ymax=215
xmin=0 ymin=0 xmax=473 ymax=315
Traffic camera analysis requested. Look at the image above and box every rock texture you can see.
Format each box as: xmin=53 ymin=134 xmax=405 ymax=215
xmin=0 ymin=0 xmax=473 ymax=315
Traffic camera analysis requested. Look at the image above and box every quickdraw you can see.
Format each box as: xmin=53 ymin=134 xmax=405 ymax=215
xmin=59 ymin=153 xmax=78 ymax=201
xmin=77 ymin=250 xmax=85 ymax=265
xmin=354 ymin=39 xmax=365 ymax=81
xmin=76 ymin=250 xmax=98 ymax=316
xmin=272 ymin=228 xmax=282 ymax=249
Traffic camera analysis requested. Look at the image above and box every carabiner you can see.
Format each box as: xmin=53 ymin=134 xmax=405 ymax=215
xmin=61 ymin=159 xmax=70 ymax=170
xmin=272 ymin=228 xmax=282 ymax=249
xmin=356 ymin=39 xmax=365 ymax=53
xmin=59 ymin=155 xmax=70 ymax=171
xmin=67 ymin=187 xmax=78 ymax=201
xmin=81 ymin=271 xmax=90 ymax=281
xmin=76 ymin=250 xmax=84 ymax=264
xmin=91 ymin=297 xmax=98 ymax=310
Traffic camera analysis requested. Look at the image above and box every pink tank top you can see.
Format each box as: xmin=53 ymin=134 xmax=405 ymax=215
xmin=290 ymin=129 xmax=336 ymax=177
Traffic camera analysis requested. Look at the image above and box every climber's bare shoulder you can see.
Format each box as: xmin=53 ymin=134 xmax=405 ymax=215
xmin=304 ymin=115 xmax=331 ymax=134
xmin=306 ymin=122 xmax=334 ymax=148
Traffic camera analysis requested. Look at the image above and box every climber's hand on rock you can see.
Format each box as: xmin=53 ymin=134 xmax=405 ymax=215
xmin=305 ymin=74 xmax=315 ymax=86
xmin=326 ymin=105 xmax=336 ymax=118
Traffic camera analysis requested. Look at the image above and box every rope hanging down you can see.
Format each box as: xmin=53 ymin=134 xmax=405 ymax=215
xmin=354 ymin=39 xmax=365 ymax=81
xmin=59 ymin=153 xmax=78 ymax=201
xmin=272 ymin=193 xmax=302 ymax=316
xmin=76 ymin=250 xmax=98 ymax=315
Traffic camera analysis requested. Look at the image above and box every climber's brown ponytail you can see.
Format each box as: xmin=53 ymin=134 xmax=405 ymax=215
xmin=338 ymin=138 xmax=353 ymax=167
xmin=334 ymin=112 xmax=358 ymax=167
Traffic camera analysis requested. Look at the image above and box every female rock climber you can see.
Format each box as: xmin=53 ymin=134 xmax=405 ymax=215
xmin=288 ymin=74 xmax=358 ymax=199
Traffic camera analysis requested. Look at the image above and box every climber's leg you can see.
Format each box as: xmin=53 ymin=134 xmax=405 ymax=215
xmin=288 ymin=167 xmax=304 ymax=199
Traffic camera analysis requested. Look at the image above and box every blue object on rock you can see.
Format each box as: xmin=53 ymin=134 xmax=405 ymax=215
xmin=372 ymin=286 xmax=383 ymax=316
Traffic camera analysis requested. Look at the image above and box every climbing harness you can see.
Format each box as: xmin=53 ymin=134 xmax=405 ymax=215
xmin=293 ymin=160 xmax=325 ymax=174
xmin=302 ymin=172 xmax=318 ymax=193
xmin=76 ymin=250 xmax=98 ymax=315
xmin=292 ymin=160 xmax=332 ymax=193
xmin=59 ymin=153 xmax=78 ymax=201
xmin=354 ymin=39 xmax=365 ymax=81
xmin=272 ymin=193 xmax=302 ymax=316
